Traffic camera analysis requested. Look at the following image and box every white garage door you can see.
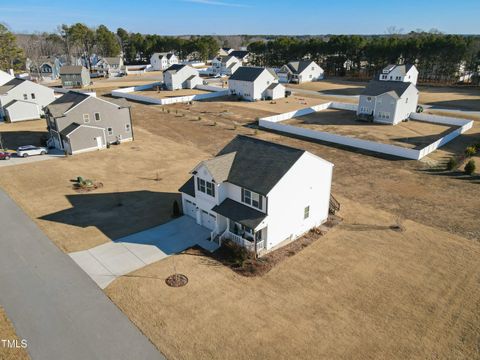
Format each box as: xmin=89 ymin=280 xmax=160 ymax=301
xmin=184 ymin=200 xmax=196 ymax=218
xmin=201 ymin=210 xmax=216 ymax=230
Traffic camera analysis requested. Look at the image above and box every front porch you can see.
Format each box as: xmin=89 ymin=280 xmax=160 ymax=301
xmin=218 ymin=219 xmax=266 ymax=255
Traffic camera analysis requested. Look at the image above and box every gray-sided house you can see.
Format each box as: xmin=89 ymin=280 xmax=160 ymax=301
xmin=277 ymin=60 xmax=324 ymax=84
xmin=60 ymin=66 xmax=91 ymax=88
xmin=357 ymin=80 xmax=419 ymax=125
xmin=228 ymin=66 xmax=285 ymax=101
xmin=45 ymin=91 xmax=133 ymax=155
xmin=179 ymin=135 xmax=334 ymax=255
xmin=163 ymin=64 xmax=202 ymax=90
xmin=0 ymin=78 xmax=55 ymax=122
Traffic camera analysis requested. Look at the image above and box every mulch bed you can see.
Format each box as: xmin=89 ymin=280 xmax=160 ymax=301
xmin=185 ymin=214 xmax=343 ymax=277
xmin=165 ymin=274 xmax=188 ymax=287
xmin=72 ymin=182 xmax=104 ymax=193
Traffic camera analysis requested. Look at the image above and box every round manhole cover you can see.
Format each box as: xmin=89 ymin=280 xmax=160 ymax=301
xmin=165 ymin=274 xmax=188 ymax=287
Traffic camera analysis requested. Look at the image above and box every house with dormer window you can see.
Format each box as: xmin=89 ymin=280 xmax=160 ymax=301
xmin=179 ymin=136 xmax=334 ymax=255
xmin=378 ymin=64 xmax=418 ymax=85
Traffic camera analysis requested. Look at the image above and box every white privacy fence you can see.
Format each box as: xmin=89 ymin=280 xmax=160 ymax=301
xmin=111 ymin=82 xmax=228 ymax=105
xmin=259 ymin=102 xmax=473 ymax=160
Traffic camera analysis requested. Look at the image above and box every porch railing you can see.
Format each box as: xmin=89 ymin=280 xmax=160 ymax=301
xmin=220 ymin=230 xmax=255 ymax=252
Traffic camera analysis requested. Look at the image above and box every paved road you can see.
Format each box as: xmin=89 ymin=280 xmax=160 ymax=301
xmin=70 ymin=216 xmax=216 ymax=288
xmin=0 ymin=189 xmax=165 ymax=360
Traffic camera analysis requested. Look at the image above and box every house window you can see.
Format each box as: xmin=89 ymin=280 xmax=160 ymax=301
xmin=94 ymin=112 xmax=101 ymax=121
xmin=242 ymin=188 xmax=262 ymax=209
xmin=367 ymin=97 xmax=372 ymax=102
xmin=406 ymin=98 xmax=408 ymax=103
xmin=23 ymin=94 xmax=27 ymax=100
xmin=83 ymin=114 xmax=90 ymax=123
xmin=31 ymin=93 xmax=36 ymax=100
xmin=107 ymin=127 xmax=113 ymax=135
xmin=197 ymin=178 xmax=215 ymax=197
xmin=304 ymin=206 xmax=310 ymax=219
xmin=125 ymin=123 xmax=131 ymax=132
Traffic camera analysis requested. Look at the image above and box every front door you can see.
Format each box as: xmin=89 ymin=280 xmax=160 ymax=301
xmin=95 ymin=136 xmax=103 ymax=149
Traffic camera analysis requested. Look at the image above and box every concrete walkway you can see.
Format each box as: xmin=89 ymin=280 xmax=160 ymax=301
xmin=0 ymin=189 xmax=164 ymax=360
xmin=70 ymin=216 xmax=218 ymax=288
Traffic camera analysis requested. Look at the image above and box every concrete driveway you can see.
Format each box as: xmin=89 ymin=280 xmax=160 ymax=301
xmin=0 ymin=149 xmax=64 ymax=167
xmin=70 ymin=216 xmax=218 ymax=288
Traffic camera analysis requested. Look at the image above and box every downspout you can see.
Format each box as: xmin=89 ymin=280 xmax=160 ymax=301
xmin=128 ymin=106 xmax=135 ymax=141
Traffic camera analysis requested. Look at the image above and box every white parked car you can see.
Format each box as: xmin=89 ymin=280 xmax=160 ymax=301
xmin=17 ymin=145 xmax=48 ymax=158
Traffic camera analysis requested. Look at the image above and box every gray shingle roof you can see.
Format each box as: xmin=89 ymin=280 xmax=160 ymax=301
xmin=164 ymin=64 xmax=186 ymax=73
xmin=46 ymin=91 xmax=90 ymax=117
xmin=197 ymin=152 xmax=236 ymax=183
xmin=229 ymin=67 xmax=267 ymax=82
xmin=212 ymin=198 xmax=266 ymax=229
xmin=178 ymin=176 xmax=195 ymax=197
xmin=266 ymin=83 xmax=282 ymax=90
xmin=229 ymin=50 xmax=249 ymax=59
xmin=286 ymin=60 xmax=315 ymax=75
xmin=60 ymin=66 xmax=85 ymax=75
xmin=215 ymin=135 xmax=306 ymax=195
xmin=361 ymin=80 xmax=413 ymax=98
xmin=381 ymin=64 xmax=414 ymax=76
xmin=60 ymin=122 xmax=81 ymax=137
xmin=0 ymin=78 xmax=25 ymax=93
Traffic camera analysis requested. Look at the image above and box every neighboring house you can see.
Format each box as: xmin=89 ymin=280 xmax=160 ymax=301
xmin=60 ymin=66 xmax=91 ymax=88
xmin=218 ymin=47 xmax=234 ymax=56
xmin=277 ymin=60 xmax=324 ymax=83
xmin=150 ymin=52 xmax=179 ymax=71
xmin=228 ymin=66 xmax=285 ymax=101
xmin=379 ymin=64 xmax=418 ymax=85
xmin=229 ymin=50 xmax=249 ymax=64
xmin=45 ymin=91 xmax=133 ymax=155
xmin=357 ymin=80 xmax=419 ymax=125
xmin=179 ymin=135 xmax=334 ymax=255
xmin=95 ymin=57 xmax=125 ymax=77
xmin=211 ymin=55 xmax=241 ymax=76
xmin=163 ymin=65 xmax=202 ymax=91
xmin=29 ymin=56 xmax=63 ymax=81
xmin=0 ymin=78 xmax=55 ymax=122
xmin=0 ymin=69 xmax=14 ymax=85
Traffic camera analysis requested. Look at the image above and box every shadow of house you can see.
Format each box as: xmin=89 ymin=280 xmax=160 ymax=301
xmin=319 ymin=87 xmax=364 ymax=96
xmin=1 ymin=131 xmax=49 ymax=149
xmin=39 ymin=190 xmax=181 ymax=241
xmin=425 ymin=99 xmax=480 ymax=111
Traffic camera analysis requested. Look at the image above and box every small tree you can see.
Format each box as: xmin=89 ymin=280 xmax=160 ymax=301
xmin=465 ymin=146 xmax=476 ymax=157
xmin=172 ymin=200 xmax=181 ymax=218
xmin=446 ymin=157 xmax=457 ymax=171
xmin=465 ymin=160 xmax=476 ymax=175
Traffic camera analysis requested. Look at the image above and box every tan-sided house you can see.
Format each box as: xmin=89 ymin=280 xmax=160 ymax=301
xmin=45 ymin=91 xmax=133 ymax=155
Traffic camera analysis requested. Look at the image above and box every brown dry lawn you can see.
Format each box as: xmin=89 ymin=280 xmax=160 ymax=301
xmin=0 ymin=307 xmax=29 ymax=360
xmin=283 ymin=108 xmax=457 ymax=149
xmin=106 ymin=197 xmax=480 ymax=360
xmin=291 ymin=78 xmax=480 ymax=111
xmin=132 ymin=88 xmax=208 ymax=99
xmin=0 ymin=83 xmax=478 ymax=359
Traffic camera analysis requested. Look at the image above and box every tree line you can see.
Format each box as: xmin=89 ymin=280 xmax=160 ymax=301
xmin=2 ymin=23 xmax=479 ymax=85
xmin=248 ymin=33 xmax=480 ymax=84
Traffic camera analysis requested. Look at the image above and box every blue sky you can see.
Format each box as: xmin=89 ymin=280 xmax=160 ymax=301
xmin=1 ymin=0 xmax=479 ymax=35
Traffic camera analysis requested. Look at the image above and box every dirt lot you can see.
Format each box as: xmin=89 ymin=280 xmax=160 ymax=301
xmin=0 ymin=307 xmax=29 ymax=360
xmin=291 ymin=79 xmax=480 ymax=111
xmin=0 ymin=81 xmax=478 ymax=359
xmin=107 ymin=197 xmax=480 ymax=360
xmin=283 ymin=108 xmax=457 ymax=149
xmin=132 ymin=88 xmax=209 ymax=99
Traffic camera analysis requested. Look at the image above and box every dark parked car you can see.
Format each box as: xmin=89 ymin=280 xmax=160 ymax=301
xmin=0 ymin=151 xmax=12 ymax=160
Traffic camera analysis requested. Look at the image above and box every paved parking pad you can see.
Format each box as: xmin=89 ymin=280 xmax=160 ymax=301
xmin=70 ymin=216 xmax=217 ymax=288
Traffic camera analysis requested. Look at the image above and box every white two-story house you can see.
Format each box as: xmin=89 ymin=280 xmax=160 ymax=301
xmin=277 ymin=60 xmax=324 ymax=84
xmin=228 ymin=67 xmax=285 ymax=101
xmin=95 ymin=57 xmax=125 ymax=77
xmin=150 ymin=52 xmax=179 ymax=71
xmin=0 ymin=78 xmax=55 ymax=122
xmin=179 ymin=135 xmax=334 ymax=255
xmin=379 ymin=64 xmax=418 ymax=85
xmin=357 ymin=80 xmax=419 ymax=125
xmin=211 ymin=55 xmax=241 ymax=76
xmin=163 ymin=64 xmax=202 ymax=90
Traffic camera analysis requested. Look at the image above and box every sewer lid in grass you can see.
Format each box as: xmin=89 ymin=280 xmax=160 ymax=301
xmin=165 ymin=274 xmax=188 ymax=287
